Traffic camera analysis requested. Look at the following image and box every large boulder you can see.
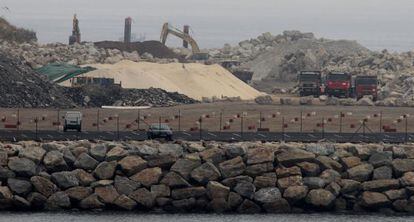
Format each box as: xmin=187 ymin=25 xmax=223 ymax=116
xmin=106 ymin=146 xmax=128 ymax=161
xmin=392 ymin=159 xmax=414 ymax=176
xmin=73 ymin=169 xmax=96 ymax=186
xmin=94 ymin=185 xmax=120 ymax=204
xmin=30 ymin=176 xmax=58 ymax=197
xmin=253 ymin=187 xmax=282 ymax=204
xmin=199 ymin=148 xmax=225 ymax=164
xmin=7 ymin=178 xmax=32 ymax=195
xmin=347 ymin=164 xmax=374 ymax=182
xmin=170 ymin=158 xmax=201 ymax=180
xmin=114 ymin=175 xmax=140 ymax=196
xmin=51 ymin=171 xmax=79 ymax=189
xmin=89 ymin=144 xmax=107 ymax=161
xmin=8 ymin=158 xmax=37 ymax=177
xmin=130 ymin=167 xmax=162 ymax=187
xmin=129 ymin=188 xmax=155 ymax=208
xmin=79 ymin=194 xmax=105 ymax=209
xmin=158 ymin=144 xmax=183 ymax=158
xmin=19 ymin=146 xmax=46 ymax=164
xmin=114 ymin=194 xmax=137 ymax=210
xmin=368 ymin=152 xmax=392 ymax=168
xmin=305 ymin=189 xmax=335 ymax=208
xmin=190 ymin=162 xmax=221 ymax=184
xmin=118 ymin=156 xmax=147 ymax=176
xmin=373 ymin=166 xmax=393 ymax=180
xmin=43 ymin=151 xmax=68 ymax=172
xmin=74 ymin=153 xmax=99 ymax=170
xmin=237 ymin=199 xmax=261 ymax=214
xmin=234 ymin=181 xmax=256 ymax=199
xmin=93 ymin=161 xmax=117 ymax=180
xmin=160 ymin=172 xmax=191 ymax=188
xmin=65 ymin=186 xmax=92 ymax=201
xmin=206 ymin=181 xmax=230 ymax=199
xmin=219 ymin=156 xmax=246 ymax=178
xmin=46 ymin=192 xmax=71 ymax=210
xmin=283 ymin=185 xmax=308 ymax=203
xmin=171 ymin=187 xmax=206 ymax=200
xmin=360 ymin=191 xmax=390 ymax=208
xmin=361 ymin=179 xmax=400 ymax=192
xmin=150 ymin=184 xmax=170 ymax=198
xmin=247 ymin=147 xmax=274 ymax=165
xmin=276 ymin=150 xmax=315 ymax=166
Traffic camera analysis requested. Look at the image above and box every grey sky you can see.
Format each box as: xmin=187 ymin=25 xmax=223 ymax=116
xmin=1 ymin=0 xmax=414 ymax=51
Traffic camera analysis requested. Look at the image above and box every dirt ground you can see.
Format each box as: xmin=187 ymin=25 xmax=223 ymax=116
xmin=1 ymin=102 xmax=414 ymax=134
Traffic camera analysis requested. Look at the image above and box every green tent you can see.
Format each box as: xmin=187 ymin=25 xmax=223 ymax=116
xmin=36 ymin=63 xmax=96 ymax=83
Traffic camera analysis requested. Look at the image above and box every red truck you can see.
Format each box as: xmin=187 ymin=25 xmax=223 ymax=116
xmin=325 ymin=72 xmax=352 ymax=98
xmin=354 ymin=76 xmax=378 ymax=101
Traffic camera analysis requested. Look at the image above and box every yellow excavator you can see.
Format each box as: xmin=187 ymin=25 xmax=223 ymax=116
xmin=160 ymin=23 xmax=209 ymax=60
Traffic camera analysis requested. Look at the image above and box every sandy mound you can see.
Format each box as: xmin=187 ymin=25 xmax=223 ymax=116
xmin=60 ymin=60 xmax=263 ymax=100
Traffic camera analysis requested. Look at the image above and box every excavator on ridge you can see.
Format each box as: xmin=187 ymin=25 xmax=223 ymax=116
xmin=160 ymin=23 xmax=209 ymax=60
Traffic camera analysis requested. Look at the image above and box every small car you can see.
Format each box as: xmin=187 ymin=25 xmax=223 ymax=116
xmin=64 ymin=111 xmax=82 ymax=132
xmin=147 ymin=123 xmax=173 ymax=140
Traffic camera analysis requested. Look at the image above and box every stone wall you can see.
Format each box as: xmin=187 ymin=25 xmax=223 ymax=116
xmin=0 ymin=140 xmax=414 ymax=213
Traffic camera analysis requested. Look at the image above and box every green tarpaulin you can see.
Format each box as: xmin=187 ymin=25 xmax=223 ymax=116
xmin=36 ymin=63 xmax=96 ymax=83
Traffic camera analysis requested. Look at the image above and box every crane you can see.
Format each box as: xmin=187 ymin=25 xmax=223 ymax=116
xmin=160 ymin=23 xmax=208 ymax=60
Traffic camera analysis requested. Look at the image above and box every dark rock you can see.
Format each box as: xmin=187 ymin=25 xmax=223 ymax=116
xmin=199 ymin=148 xmax=225 ymax=164
xmin=369 ymin=152 xmax=392 ymax=167
xmin=277 ymin=175 xmax=303 ymax=190
xmin=401 ymin=172 xmax=414 ymax=187
xmin=262 ymin=198 xmax=291 ymax=213
xmin=114 ymin=194 xmax=137 ymax=210
xmin=134 ymin=145 xmax=158 ymax=156
xmin=94 ymin=185 xmax=119 ymax=204
xmin=392 ymin=199 xmax=408 ymax=212
xmin=224 ymin=145 xmax=247 ymax=159
xmin=305 ymin=189 xmax=335 ymax=208
xmin=73 ymin=169 xmax=96 ymax=186
xmin=303 ymin=177 xmax=326 ymax=189
xmin=114 ymin=175 xmax=140 ymax=196
xmin=237 ymin=199 xmax=261 ymax=213
xmin=130 ymin=167 xmax=162 ymax=187
xmin=228 ymin=192 xmax=243 ymax=209
xmin=146 ymin=154 xmax=177 ymax=168
xmin=254 ymin=187 xmax=282 ymax=204
xmin=339 ymin=179 xmax=361 ymax=194
xmin=90 ymin=144 xmax=107 ymax=161
xmin=46 ymin=191 xmax=71 ymax=210
xmin=276 ymin=166 xmax=301 ymax=178
xmin=0 ymin=166 xmax=15 ymax=181
xmin=151 ymin=184 xmax=170 ymax=198
xmin=30 ymin=176 xmax=57 ymax=197
xmin=221 ymin=175 xmax=253 ymax=188
xmin=190 ymin=162 xmax=221 ymax=184
xmin=206 ymin=181 xmax=230 ymax=199
xmin=62 ymin=149 xmax=76 ymax=166
xmin=347 ymin=164 xmax=373 ymax=182
xmin=316 ymin=156 xmax=343 ymax=172
xmin=93 ymin=161 xmax=117 ymax=180
xmin=218 ymin=156 xmax=246 ymax=178
xmin=74 ymin=153 xmax=99 ymax=170
xmin=171 ymin=187 xmax=206 ymax=200
xmin=361 ymin=179 xmax=400 ymax=192
xmin=171 ymin=197 xmax=196 ymax=210
xmin=373 ymin=166 xmax=393 ymax=180
xmin=247 ymin=147 xmax=274 ymax=165
xmin=254 ymin=173 xmax=277 ymax=188
xmin=43 ymin=151 xmax=68 ymax=172
xmin=65 ymin=186 xmax=92 ymax=201
xmin=79 ymin=194 xmax=105 ymax=209
xmin=7 ymin=178 xmax=32 ymax=195
xmin=8 ymin=158 xmax=36 ymax=177
xmin=325 ymin=182 xmax=341 ymax=196
xmin=13 ymin=195 xmax=31 ymax=209
xmin=384 ymin=189 xmax=407 ymax=200
xmin=19 ymin=147 xmax=45 ymax=164
xmin=158 ymin=144 xmax=183 ymax=158
xmin=245 ymin=162 xmax=273 ymax=176
xmin=170 ymin=158 xmax=201 ymax=180
xmin=208 ymin=198 xmax=229 ymax=213
xmin=296 ymin=162 xmax=320 ymax=177
xmin=27 ymin=192 xmax=47 ymax=209
xmin=360 ymin=191 xmax=390 ymax=208
xmin=51 ymin=171 xmax=79 ymax=189
xmin=161 ymin=172 xmax=191 ymax=188
xmin=234 ymin=181 xmax=255 ymax=199
xmin=118 ymin=156 xmax=147 ymax=176
xmin=320 ymin=169 xmax=341 ymax=184
xmin=155 ymin=197 xmax=171 ymax=207
xmin=276 ymin=149 xmax=315 ymax=166
xmin=129 ymin=188 xmax=155 ymax=208
xmin=283 ymin=185 xmax=308 ymax=203
xmin=392 ymin=159 xmax=414 ymax=176
xmin=348 ymin=146 xmax=373 ymax=160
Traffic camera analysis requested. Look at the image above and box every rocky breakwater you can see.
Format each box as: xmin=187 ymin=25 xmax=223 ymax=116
xmin=0 ymin=141 xmax=414 ymax=213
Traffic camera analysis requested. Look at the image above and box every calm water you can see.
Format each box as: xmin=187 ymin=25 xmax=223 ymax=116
xmin=1 ymin=0 xmax=414 ymax=51
xmin=0 ymin=212 xmax=413 ymax=222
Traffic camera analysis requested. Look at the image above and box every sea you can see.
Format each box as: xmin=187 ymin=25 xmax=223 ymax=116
xmin=1 ymin=0 xmax=414 ymax=52
xmin=0 ymin=212 xmax=414 ymax=222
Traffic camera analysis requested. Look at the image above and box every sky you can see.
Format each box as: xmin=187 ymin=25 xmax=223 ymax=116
xmin=1 ymin=0 xmax=414 ymax=51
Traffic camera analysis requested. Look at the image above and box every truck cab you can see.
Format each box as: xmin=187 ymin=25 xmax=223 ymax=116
xmin=64 ymin=111 xmax=82 ymax=132
xmin=298 ymin=71 xmax=322 ymax=97
xmin=325 ymin=72 xmax=352 ymax=98
xmin=354 ymin=76 xmax=378 ymax=101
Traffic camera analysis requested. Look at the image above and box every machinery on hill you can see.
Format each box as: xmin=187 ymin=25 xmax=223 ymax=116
xmin=69 ymin=14 xmax=81 ymax=45
xmin=160 ymin=23 xmax=208 ymax=60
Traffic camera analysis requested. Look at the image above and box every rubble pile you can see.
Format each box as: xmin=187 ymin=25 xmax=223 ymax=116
xmin=0 ymin=18 xmax=37 ymax=43
xmin=0 ymin=140 xmax=413 ymax=213
xmin=0 ymin=41 xmax=179 ymax=69
xmin=0 ymin=53 xmax=75 ymax=108
xmin=64 ymin=86 xmax=198 ymax=107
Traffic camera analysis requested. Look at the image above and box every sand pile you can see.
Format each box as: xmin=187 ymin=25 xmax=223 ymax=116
xmin=60 ymin=60 xmax=263 ymax=100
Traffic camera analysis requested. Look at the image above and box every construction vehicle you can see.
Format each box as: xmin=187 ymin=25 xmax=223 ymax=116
xmin=220 ymin=60 xmax=254 ymax=83
xmin=298 ymin=71 xmax=322 ymax=97
xmin=160 ymin=23 xmax=208 ymax=60
xmin=64 ymin=111 xmax=82 ymax=132
xmin=325 ymin=72 xmax=352 ymax=98
xmin=354 ymin=75 xmax=378 ymax=100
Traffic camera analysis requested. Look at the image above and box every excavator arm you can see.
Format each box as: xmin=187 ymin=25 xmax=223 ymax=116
xmin=160 ymin=23 xmax=200 ymax=54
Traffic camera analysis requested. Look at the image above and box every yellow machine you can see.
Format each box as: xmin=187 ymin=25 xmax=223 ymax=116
xmin=160 ymin=23 xmax=208 ymax=60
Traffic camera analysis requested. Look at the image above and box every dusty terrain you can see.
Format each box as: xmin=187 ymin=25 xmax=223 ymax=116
xmin=1 ymin=102 xmax=414 ymax=134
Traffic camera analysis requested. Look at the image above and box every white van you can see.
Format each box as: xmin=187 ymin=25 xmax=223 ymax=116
xmin=64 ymin=111 xmax=82 ymax=132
